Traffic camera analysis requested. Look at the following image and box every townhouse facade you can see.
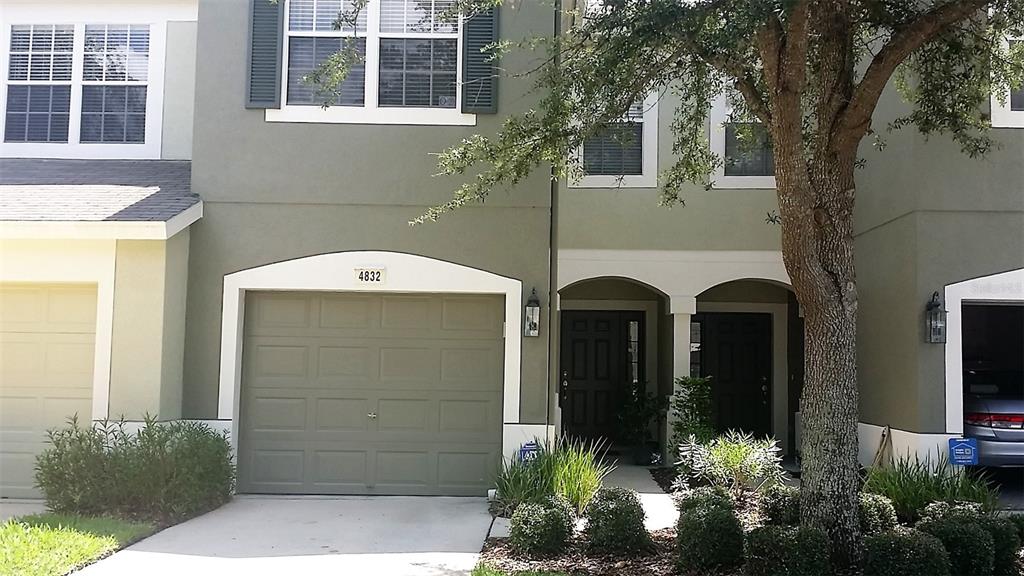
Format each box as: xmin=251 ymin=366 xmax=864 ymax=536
xmin=0 ymin=0 xmax=1020 ymax=498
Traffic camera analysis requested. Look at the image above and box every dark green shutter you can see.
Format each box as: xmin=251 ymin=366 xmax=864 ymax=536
xmin=246 ymin=0 xmax=283 ymax=109
xmin=462 ymin=7 xmax=499 ymax=114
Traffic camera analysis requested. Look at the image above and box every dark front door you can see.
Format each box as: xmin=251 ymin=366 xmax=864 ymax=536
xmin=560 ymin=310 xmax=643 ymax=441
xmin=699 ymin=313 xmax=772 ymax=437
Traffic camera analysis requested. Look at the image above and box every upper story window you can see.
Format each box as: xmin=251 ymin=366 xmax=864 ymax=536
xmin=267 ymin=0 xmax=474 ymax=125
xmin=1 ymin=14 xmax=167 ymax=159
xmin=571 ymin=93 xmax=658 ymax=188
xmin=710 ymin=94 xmax=776 ymax=189
xmin=992 ymin=38 xmax=1024 ymax=128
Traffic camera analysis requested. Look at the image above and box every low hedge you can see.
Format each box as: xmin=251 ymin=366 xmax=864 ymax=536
xmin=916 ymin=515 xmax=995 ymax=576
xmin=744 ymin=525 xmax=831 ymax=576
xmin=509 ymin=497 xmax=573 ymax=557
xmin=584 ymin=487 xmax=651 ymax=554
xmin=675 ymin=500 xmax=744 ymax=573
xmin=858 ymin=493 xmax=898 ymax=535
xmin=760 ymin=484 xmax=800 ymax=526
xmin=35 ymin=417 xmax=234 ymax=523
xmin=863 ymin=528 xmax=950 ymax=576
xmin=676 ymin=485 xmax=734 ymax=514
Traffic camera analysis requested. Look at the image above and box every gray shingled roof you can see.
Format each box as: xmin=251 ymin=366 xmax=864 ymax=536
xmin=0 ymin=159 xmax=199 ymax=222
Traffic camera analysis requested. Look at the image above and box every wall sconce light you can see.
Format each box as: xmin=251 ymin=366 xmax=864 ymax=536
xmin=925 ymin=291 xmax=947 ymax=343
xmin=524 ymin=288 xmax=541 ymax=337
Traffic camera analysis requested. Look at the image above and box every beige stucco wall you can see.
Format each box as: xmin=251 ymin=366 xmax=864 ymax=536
xmin=108 ymin=233 xmax=190 ymax=420
xmin=161 ymin=20 xmax=197 ymax=160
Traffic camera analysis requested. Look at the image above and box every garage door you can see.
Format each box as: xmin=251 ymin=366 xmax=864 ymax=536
xmin=239 ymin=291 xmax=504 ymax=495
xmin=0 ymin=284 xmax=96 ymax=498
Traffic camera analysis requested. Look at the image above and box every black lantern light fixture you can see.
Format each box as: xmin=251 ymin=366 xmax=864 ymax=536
xmin=925 ymin=291 xmax=948 ymax=343
xmin=524 ymin=289 xmax=541 ymax=337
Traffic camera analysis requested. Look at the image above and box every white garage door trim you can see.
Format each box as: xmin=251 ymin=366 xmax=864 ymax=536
xmin=0 ymin=239 xmax=115 ymax=419
xmin=218 ymin=251 xmax=524 ymax=455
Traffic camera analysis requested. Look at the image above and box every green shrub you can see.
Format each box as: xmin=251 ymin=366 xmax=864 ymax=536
xmin=863 ymin=528 xmax=950 ymax=576
xmin=917 ymin=516 xmax=995 ymax=576
xmin=677 ymin=430 xmax=784 ymax=495
xmin=920 ymin=500 xmax=984 ymax=521
xmin=858 ymin=493 xmax=898 ymax=535
xmin=675 ymin=503 xmax=744 ymax=573
xmin=671 ymin=376 xmax=715 ymax=446
xmin=1004 ymin=513 xmax=1024 ymax=542
xmin=35 ymin=417 xmax=234 ymax=522
xmin=509 ymin=497 xmax=573 ymax=557
xmin=862 ymin=454 xmax=999 ymax=523
xmin=760 ymin=484 xmax=800 ymax=526
xmin=495 ymin=437 xmax=614 ymax=517
xmin=34 ymin=417 xmax=117 ymax=516
xmin=584 ymin=487 xmax=650 ymax=554
xmin=676 ymin=485 xmax=734 ymax=513
xmin=981 ymin=516 xmax=1021 ymax=576
xmin=743 ymin=525 xmax=831 ymax=576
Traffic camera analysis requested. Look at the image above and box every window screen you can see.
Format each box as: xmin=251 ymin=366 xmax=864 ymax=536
xmin=378 ymin=0 xmax=458 ymax=108
xmin=286 ymin=0 xmax=367 ymax=106
xmin=5 ymin=25 xmax=73 ymax=142
xmin=81 ymin=25 xmax=149 ymax=143
xmin=582 ymin=102 xmax=644 ymax=176
xmin=724 ymin=122 xmax=774 ymax=177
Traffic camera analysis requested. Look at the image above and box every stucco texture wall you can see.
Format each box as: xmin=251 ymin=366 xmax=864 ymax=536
xmin=161 ymin=20 xmax=197 ymax=160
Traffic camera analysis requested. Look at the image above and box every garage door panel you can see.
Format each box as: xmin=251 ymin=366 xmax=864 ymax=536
xmin=1 ymin=284 xmax=96 ymax=498
xmin=240 ymin=291 xmax=502 ymax=495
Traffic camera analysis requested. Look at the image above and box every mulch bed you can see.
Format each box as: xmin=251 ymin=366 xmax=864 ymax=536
xmin=479 ymin=529 xmax=678 ymax=576
xmin=649 ymin=467 xmax=678 ymax=493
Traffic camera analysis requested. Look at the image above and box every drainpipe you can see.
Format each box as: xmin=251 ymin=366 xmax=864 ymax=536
xmin=545 ymin=0 xmax=563 ymax=436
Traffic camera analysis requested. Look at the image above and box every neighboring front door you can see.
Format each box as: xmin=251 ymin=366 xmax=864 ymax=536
xmin=559 ymin=310 xmax=643 ymax=441
xmin=699 ymin=313 xmax=772 ymax=437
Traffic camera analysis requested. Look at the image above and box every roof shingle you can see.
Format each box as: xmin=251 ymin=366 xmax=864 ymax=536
xmin=0 ymin=159 xmax=199 ymax=222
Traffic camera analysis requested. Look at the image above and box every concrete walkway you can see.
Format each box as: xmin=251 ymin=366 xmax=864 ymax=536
xmin=76 ymin=496 xmax=492 ymax=576
xmin=603 ymin=464 xmax=678 ymax=530
xmin=0 ymin=499 xmax=45 ymax=522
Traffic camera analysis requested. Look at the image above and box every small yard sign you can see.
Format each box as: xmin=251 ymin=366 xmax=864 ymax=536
xmin=354 ymin=267 xmax=386 ymax=284
xmin=518 ymin=441 xmax=540 ymax=462
xmin=948 ymin=437 xmax=978 ymax=466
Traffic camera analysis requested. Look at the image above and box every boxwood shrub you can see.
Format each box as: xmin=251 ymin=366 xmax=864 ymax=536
xmin=584 ymin=487 xmax=651 ymax=554
xmin=863 ymin=528 xmax=950 ymax=576
xmin=858 ymin=493 xmax=898 ymax=535
xmin=980 ymin=516 xmax=1021 ymax=576
xmin=916 ymin=515 xmax=995 ymax=576
xmin=509 ymin=497 xmax=573 ymax=557
xmin=676 ymin=485 xmax=734 ymax=514
xmin=760 ymin=484 xmax=800 ymax=526
xmin=36 ymin=417 xmax=234 ymax=523
xmin=675 ymin=501 xmax=744 ymax=573
xmin=743 ymin=525 xmax=830 ymax=576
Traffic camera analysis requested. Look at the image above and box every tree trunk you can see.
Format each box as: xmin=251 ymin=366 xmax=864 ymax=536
xmin=776 ymin=156 xmax=862 ymax=566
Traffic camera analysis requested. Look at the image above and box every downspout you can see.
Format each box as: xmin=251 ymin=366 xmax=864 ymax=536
xmin=545 ymin=0 xmax=564 ymax=436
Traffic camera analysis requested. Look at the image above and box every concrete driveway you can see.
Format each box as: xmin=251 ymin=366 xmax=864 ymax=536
xmin=76 ymin=496 xmax=492 ymax=576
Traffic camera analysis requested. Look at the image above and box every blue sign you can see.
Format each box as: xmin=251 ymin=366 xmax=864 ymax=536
xmin=518 ymin=441 xmax=540 ymax=462
xmin=949 ymin=437 xmax=979 ymax=466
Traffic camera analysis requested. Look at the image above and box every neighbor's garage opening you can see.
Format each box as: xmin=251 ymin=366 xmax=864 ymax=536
xmin=961 ymin=303 xmax=1024 ymax=475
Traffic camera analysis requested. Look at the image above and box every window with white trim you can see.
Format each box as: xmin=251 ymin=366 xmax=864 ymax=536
xmin=1 ymin=19 xmax=163 ymax=158
xmin=992 ymin=38 xmax=1024 ymax=128
xmin=710 ymin=94 xmax=776 ymax=189
xmin=269 ymin=0 xmax=473 ymax=125
xmin=571 ymin=94 xmax=659 ymax=188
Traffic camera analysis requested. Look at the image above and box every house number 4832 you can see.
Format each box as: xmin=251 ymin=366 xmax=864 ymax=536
xmin=355 ymin=268 xmax=385 ymax=283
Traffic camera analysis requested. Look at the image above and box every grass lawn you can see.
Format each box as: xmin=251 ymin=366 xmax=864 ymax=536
xmin=0 ymin=514 xmax=155 ymax=576
xmin=473 ymin=564 xmax=570 ymax=576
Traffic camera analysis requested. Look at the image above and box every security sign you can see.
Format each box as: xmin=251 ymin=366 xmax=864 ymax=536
xmin=948 ymin=437 xmax=979 ymax=466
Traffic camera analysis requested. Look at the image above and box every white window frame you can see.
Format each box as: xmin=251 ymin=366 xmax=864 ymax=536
xmin=710 ymin=93 xmax=776 ymax=189
xmin=266 ymin=0 xmax=476 ymax=126
xmin=0 ymin=1 xmax=195 ymax=159
xmin=571 ymin=92 xmax=659 ymax=189
xmin=991 ymin=36 xmax=1024 ymax=128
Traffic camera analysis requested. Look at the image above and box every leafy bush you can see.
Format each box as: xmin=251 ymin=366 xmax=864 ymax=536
xmin=760 ymin=484 xmax=800 ymax=526
xmin=495 ymin=437 xmax=614 ymax=517
xmin=676 ymin=430 xmax=784 ymax=495
xmin=981 ymin=516 xmax=1021 ymax=576
xmin=509 ymin=497 xmax=573 ymax=557
xmin=1005 ymin=513 xmax=1024 ymax=542
xmin=584 ymin=487 xmax=650 ymax=554
xmin=675 ymin=501 xmax=744 ymax=573
xmin=916 ymin=515 xmax=995 ymax=576
xmin=862 ymin=454 xmax=999 ymax=523
xmin=858 ymin=493 xmax=898 ymax=535
xmin=863 ymin=528 xmax=950 ymax=576
xmin=671 ymin=376 xmax=715 ymax=446
xmin=744 ymin=525 xmax=831 ymax=576
xmin=35 ymin=417 xmax=234 ymax=522
xmin=676 ymin=485 xmax=734 ymax=513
